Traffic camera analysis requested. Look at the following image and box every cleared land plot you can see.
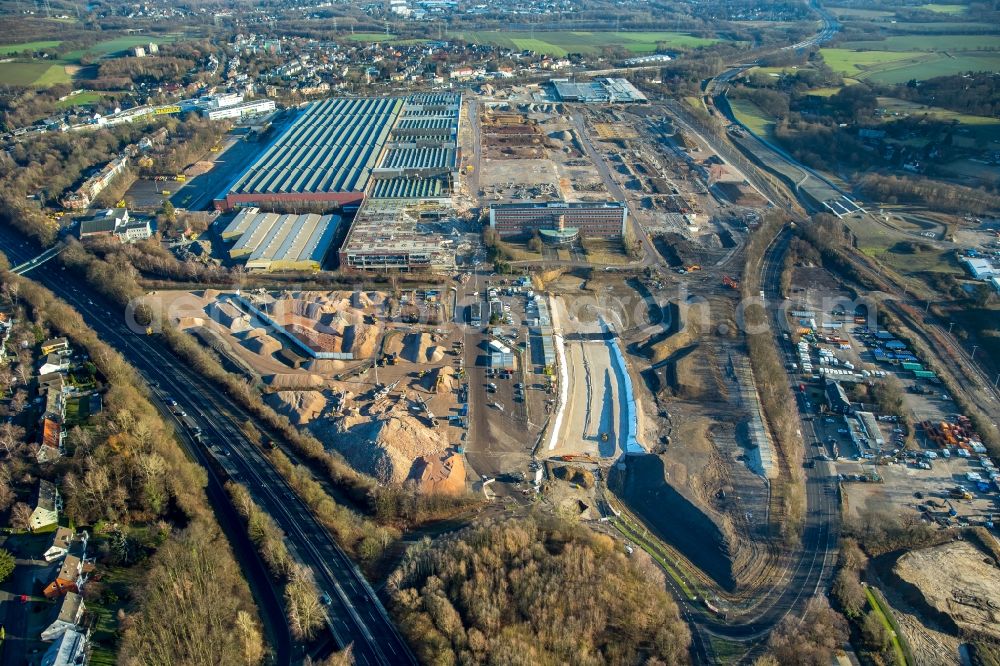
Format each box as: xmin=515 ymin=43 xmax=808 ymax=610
xmin=556 ymin=341 xmax=622 ymax=458
xmin=451 ymin=30 xmax=720 ymax=56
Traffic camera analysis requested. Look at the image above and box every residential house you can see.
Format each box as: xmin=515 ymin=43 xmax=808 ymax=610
xmin=38 ymin=352 xmax=70 ymax=376
xmin=29 ymin=479 xmax=61 ymax=531
xmin=44 ymin=527 xmax=74 ymax=562
xmin=40 ymin=628 xmax=87 ymax=666
xmin=38 ymin=372 xmax=66 ymax=393
xmin=0 ymin=311 xmax=13 ymax=363
xmin=40 ymin=338 xmax=69 ymax=355
xmin=40 ymin=591 xmax=85 ymax=641
xmin=44 ymin=554 xmax=83 ymax=598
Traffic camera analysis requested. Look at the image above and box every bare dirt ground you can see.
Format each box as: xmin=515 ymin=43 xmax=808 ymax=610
xmin=895 ymin=540 xmax=1000 ymax=641
xmin=841 ymin=456 xmax=998 ymax=527
xmin=553 ymin=340 xmax=620 ymax=459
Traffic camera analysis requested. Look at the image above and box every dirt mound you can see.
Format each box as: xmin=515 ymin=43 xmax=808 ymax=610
xmin=894 ymin=540 xmax=1000 ymax=640
xmin=422 ymin=366 xmax=457 ymax=394
xmin=408 ymin=452 xmax=466 ymax=495
xmin=184 ymin=161 xmax=215 ymax=177
xmin=177 ymin=316 xmax=206 ymax=329
xmin=263 ymin=373 xmax=324 ymax=389
xmin=243 ymin=334 xmax=281 ymax=356
xmin=386 ymin=332 xmax=446 ymax=364
xmin=319 ymin=409 xmax=449 ymax=484
xmin=303 ymin=359 xmax=349 ymax=373
xmin=261 ymin=291 xmax=384 ymax=358
xmin=207 ymin=301 xmax=248 ymax=331
xmin=266 ymin=390 xmax=327 ymax=425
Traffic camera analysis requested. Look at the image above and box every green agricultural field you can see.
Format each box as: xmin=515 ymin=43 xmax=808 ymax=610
xmin=729 ymin=98 xmax=775 ymax=138
xmin=920 ymin=3 xmax=967 ymax=14
xmin=451 ymin=30 xmax=721 ymax=56
xmin=866 ymin=53 xmax=1000 ymax=83
xmin=819 ymin=48 xmax=924 ymax=77
xmin=841 ymin=34 xmax=1000 ymax=51
xmin=820 ymin=47 xmax=1000 ymax=84
xmin=0 ymin=40 xmax=63 ymax=55
xmin=0 ymin=61 xmax=70 ymax=86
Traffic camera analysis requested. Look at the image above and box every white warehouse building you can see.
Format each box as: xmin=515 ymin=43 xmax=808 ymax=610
xmin=204 ymin=99 xmax=276 ymax=121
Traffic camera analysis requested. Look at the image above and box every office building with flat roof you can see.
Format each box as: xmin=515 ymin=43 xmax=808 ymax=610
xmin=489 ymin=201 xmax=628 ymax=239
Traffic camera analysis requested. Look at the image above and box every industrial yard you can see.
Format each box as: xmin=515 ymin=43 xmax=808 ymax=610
xmin=144 ymin=287 xmax=468 ymax=491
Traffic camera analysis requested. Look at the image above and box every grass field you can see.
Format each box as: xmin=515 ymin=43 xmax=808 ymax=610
xmin=729 ymin=98 xmax=775 ymax=138
xmin=62 ymin=34 xmax=180 ymax=61
xmin=0 ymin=40 xmax=63 ymax=55
xmin=807 ymin=86 xmax=843 ymax=97
xmin=55 ymin=90 xmax=108 ymax=108
xmin=828 ymin=6 xmax=895 ymax=18
xmin=344 ymin=32 xmax=398 ymax=42
xmin=450 ymin=30 xmax=721 ymax=56
xmin=841 ymin=34 xmax=1000 ymax=51
xmin=877 ymin=96 xmax=1000 ymax=127
xmin=920 ymin=3 xmax=967 ymax=13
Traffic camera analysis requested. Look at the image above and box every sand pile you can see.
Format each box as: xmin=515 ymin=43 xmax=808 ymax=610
xmin=262 ymin=291 xmax=381 ymax=358
xmin=243 ymin=334 xmax=281 ymax=356
xmin=177 ymin=316 xmax=206 ymax=329
xmin=303 ymin=359 xmax=349 ymax=373
xmin=266 ymin=390 xmax=327 ymax=425
xmin=386 ymin=333 xmax=446 ymax=364
xmin=319 ymin=409 xmax=449 ymax=484
xmin=408 ymin=452 xmax=466 ymax=495
xmin=207 ymin=301 xmax=248 ymax=331
xmin=422 ymin=366 xmax=457 ymax=394
xmin=263 ymin=373 xmax=324 ymax=389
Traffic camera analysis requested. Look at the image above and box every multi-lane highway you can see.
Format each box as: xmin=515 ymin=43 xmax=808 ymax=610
xmin=0 ymin=230 xmax=416 ymax=666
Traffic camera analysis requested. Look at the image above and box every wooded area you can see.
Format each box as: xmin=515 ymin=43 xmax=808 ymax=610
xmin=388 ymin=514 xmax=691 ymax=665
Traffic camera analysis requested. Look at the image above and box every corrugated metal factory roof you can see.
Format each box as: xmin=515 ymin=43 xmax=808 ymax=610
xmin=228 ymin=97 xmax=403 ymax=197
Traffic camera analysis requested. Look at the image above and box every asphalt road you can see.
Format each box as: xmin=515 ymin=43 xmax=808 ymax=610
xmin=0 ymin=228 xmax=416 ymax=666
